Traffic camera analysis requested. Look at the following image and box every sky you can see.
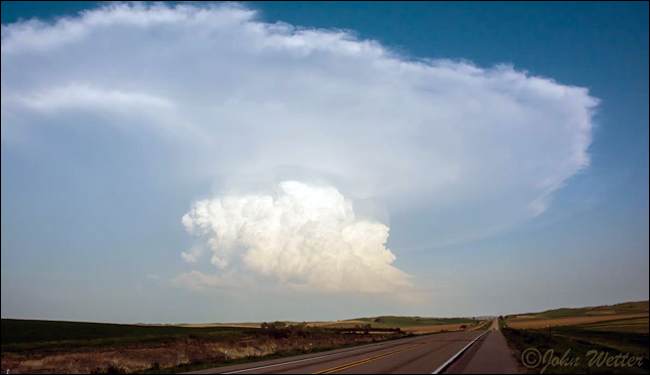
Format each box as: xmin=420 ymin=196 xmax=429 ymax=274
xmin=1 ymin=1 xmax=648 ymax=324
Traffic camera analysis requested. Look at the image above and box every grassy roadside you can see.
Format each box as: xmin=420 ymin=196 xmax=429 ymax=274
xmin=501 ymin=326 xmax=649 ymax=374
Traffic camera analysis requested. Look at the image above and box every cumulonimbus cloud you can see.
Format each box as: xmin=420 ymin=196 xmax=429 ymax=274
xmin=1 ymin=2 xmax=598 ymax=294
xmin=181 ymin=181 xmax=411 ymax=293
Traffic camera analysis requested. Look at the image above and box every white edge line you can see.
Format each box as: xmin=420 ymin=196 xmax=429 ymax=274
xmin=431 ymin=331 xmax=489 ymax=374
xmin=220 ymin=334 xmax=431 ymax=374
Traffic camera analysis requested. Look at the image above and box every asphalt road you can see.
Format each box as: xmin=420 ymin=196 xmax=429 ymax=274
xmin=188 ymin=320 xmax=520 ymax=374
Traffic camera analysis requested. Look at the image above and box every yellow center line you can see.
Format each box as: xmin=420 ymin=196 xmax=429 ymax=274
xmin=312 ymin=341 xmax=429 ymax=374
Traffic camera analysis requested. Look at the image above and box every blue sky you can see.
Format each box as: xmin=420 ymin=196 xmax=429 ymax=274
xmin=1 ymin=1 xmax=648 ymax=323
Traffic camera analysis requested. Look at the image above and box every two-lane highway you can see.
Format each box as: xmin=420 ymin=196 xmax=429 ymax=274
xmin=188 ymin=320 xmax=520 ymax=374
xmin=443 ymin=319 xmax=519 ymax=374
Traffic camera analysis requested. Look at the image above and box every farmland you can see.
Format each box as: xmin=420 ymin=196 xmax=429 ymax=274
xmin=185 ymin=316 xmax=483 ymax=331
xmin=505 ymin=313 xmax=649 ymax=329
xmin=504 ymin=301 xmax=649 ymax=329
xmin=506 ymin=301 xmax=648 ymax=320
xmin=1 ymin=319 xmax=249 ymax=354
xmin=0 ymin=319 xmax=407 ymax=374
xmin=501 ymin=301 xmax=649 ymax=374
xmin=177 ymin=317 xmax=485 ymax=337
xmin=0 ymin=314 xmax=485 ymax=374
xmin=577 ymin=317 xmax=649 ymax=333
xmin=311 ymin=316 xmax=482 ymax=333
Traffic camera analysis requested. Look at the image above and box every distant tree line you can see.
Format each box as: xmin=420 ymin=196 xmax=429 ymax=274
xmin=257 ymin=321 xmax=402 ymax=338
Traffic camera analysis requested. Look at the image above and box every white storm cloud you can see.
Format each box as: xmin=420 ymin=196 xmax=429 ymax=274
xmin=181 ymin=181 xmax=411 ymax=293
xmin=1 ymin=2 xmax=598 ymax=294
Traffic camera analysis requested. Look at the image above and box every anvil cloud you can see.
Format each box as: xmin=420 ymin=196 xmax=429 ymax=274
xmin=1 ymin=2 xmax=598 ymax=294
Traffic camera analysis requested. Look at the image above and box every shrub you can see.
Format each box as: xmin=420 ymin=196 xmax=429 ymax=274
xmin=90 ymin=364 xmax=127 ymax=374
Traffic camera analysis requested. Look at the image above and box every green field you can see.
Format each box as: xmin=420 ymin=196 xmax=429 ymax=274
xmin=1 ymin=319 xmax=247 ymax=354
